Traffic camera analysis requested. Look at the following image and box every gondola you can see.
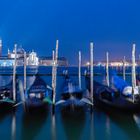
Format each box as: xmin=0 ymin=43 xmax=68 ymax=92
xmin=56 ymin=75 xmax=93 ymax=112
xmin=112 ymin=74 xmax=140 ymax=102
xmin=25 ymin=75 xmax=52 ymax=109
xmin=0 ymin=79 xmax=17 ymax=111
xmin=85 ymin=75 xmax=140 ymax=112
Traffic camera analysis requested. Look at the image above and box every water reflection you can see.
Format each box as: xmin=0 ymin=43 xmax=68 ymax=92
xmin=105 ymin=116 xmax=111 ymax=140
xmin=91 ymin=109 xmax=109 ymax=140
xmin=89 ymin=113 xmax=94 ymax=140
xmin=0 ymin=110 xmax=11 ymax=123
xmin=133 ymin=114 xmax=140 ymax=130
xmin=61 ymin=111 xmax=85 ymax=140
xmin=1 ymin=66 xmax=140 ymax=140
xmin=105 ymin=110 xmax=140 ymax=140
xmin=21 ymin=110 xmax=48 ymax=140
xmin=51 ymin=115 xmax=56 ymax=140
xmin=11 ymin=113 xmax=16 ymax=140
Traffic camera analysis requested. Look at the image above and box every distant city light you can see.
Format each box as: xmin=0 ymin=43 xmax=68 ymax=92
xmin=86 ymin=62 xmax=90 ymax=66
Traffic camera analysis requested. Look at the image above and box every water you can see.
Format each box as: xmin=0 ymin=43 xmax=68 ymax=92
xmin=0 ymin=66 xmax=140 ymax=140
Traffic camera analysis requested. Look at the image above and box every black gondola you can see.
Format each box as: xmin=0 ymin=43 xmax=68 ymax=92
xmin=25 ymin=75 xmax=52 ymax=109
xmin=85 ymin=75 xmax=140 ymax=112
xmin=56 ymin=75 xmax=92 ymax=112
xmin=0 ymin=79 xmax=16 ymax=109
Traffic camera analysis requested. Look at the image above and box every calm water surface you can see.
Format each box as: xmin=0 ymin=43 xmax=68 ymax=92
xmin=0 ymin=66 xmax=140 ymax=140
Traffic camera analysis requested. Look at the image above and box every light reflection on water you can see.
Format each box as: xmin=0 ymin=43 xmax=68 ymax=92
xmin=133 ymin=114 xmax=140 ymax=130
xmin=0 ymin=105 xmax=140 ymax=140
xmin=11 ymin=113 xmax=16 ymax=140
xmin=51 ymin=115 xmax=56 ymax=140
xmin=106 ymin=116 xmax=111 ymax=140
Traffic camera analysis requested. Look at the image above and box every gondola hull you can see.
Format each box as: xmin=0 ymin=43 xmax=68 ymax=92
xmin=85 ymin=76 xmax=140 ymax=112
xmin=58 ymin=76 xmax=92 ymax=113
xmin=60 ymin=97 xmax=86 ymax=115
xmin=0 ymin=102 xmax=15 ymax=112
xmin=25 ymin=99 xmax=48 ymax=108
xmin=25 ymin=76 xmax=52 ymax=109
xmin=0 ymin=81 xmax=16 ymax=110
xmin=25 ymin=101 xmax=48 ymax=112
xmin=93 ymin=94 xmax=140 ymax=112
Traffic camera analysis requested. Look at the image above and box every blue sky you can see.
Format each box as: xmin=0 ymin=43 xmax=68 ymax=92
xmin=0 ymin=0 xmax=140 ymax=64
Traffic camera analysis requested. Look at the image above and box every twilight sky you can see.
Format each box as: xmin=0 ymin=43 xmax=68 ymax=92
xmin=0 ymin=0 xmax=140 ymax=65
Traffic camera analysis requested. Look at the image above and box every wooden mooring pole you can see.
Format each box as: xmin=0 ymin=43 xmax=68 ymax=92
xmin=123 ymin=56 xmax=126 ymax=81
xmin=52 ymin=40 xmax=59 ymax=115
xmin=90 ymin=42 xmax=94 ymax=110
xmin=78 ymin=51 xmax=81 ymax=89
xmin=13 ymin=44 xmax=17 ymax=102
xmin=106 ymin=52 xmax=109 ymax=87
xmin=24 ymin=51 xmax=27 ymax=92
xmin=132 ymin=44 xmax=136 ymax=103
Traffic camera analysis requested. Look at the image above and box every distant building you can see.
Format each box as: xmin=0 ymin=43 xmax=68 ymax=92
xmin=8 ymin=47 xmax=25 ymax=59
xmin=27 ymin=51 xmax=39 ymax=66
xmin=95 ymin=60 xmax=138 ymax=67
xmin=39 ymin=56 xmax=68 ymax=66
xmin=0 ymin=57 xmax=14 ymax=66
xmin=0 ymin=57 xmax=24 ymax=66
xmin=0 ymin=45 xmax=68 ymax=67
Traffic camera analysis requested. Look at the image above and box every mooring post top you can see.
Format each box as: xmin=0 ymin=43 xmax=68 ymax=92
xmin=90 ymin=42 xmax=93 ymax=48
xmin=0 ymin=38 xmax=2 ymax=44
xmin=132 ymin=44 xmax=136 ymax=53
xmin=133 ymin=43 xmax=136 ymax=47
xmin=106 ymin=52 xmax=109 ymax=56
xmin=14 ymin=44 xmax=17 ymax=48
